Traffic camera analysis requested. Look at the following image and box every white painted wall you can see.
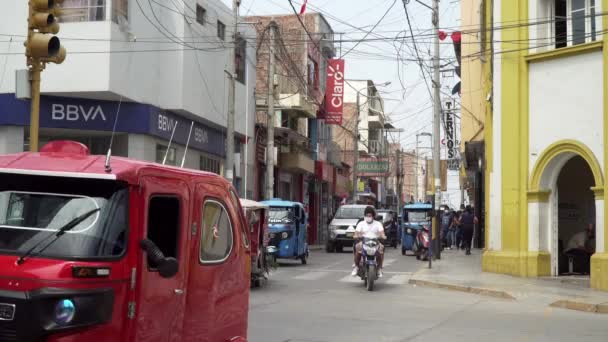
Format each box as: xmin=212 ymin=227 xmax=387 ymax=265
xmin=528 ymin=51 xmax=604 ymax=174
xmin=0 ymin=0 xmax=256 ymax=138
xmin=488 ymin=0 xmax=502 ymax=251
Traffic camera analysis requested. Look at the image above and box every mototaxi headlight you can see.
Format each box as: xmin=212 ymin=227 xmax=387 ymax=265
xmin=54 ymin=299 xmax=76 ymax=325
xmin=281 ymin=231 xmax=289 ymax=239
xmin=407 ymin=228 xmax=412 ymax=234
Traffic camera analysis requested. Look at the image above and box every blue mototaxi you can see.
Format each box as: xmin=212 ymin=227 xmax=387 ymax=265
xmin=261 ymin=198 xmax=309 ymax=264
xmin=401 ymin=203 xmax=433 ymax=256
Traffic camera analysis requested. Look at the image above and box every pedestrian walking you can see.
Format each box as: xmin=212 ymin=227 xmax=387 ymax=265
xmin=460 ymin=205 xmax=479 ymax=255
xmin=448 ymin=210 xmax=457 ymax=249
xmin=453 ymin=210 xmax=463 ymax=249
xmin=440 ymin=208 xmax=451 ymax=250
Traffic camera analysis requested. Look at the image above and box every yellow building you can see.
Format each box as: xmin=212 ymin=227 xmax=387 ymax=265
xmin=483 ymin=0 xmax=608 ymax=291
xmin=460 ymin=0 xmax=490 ymax=248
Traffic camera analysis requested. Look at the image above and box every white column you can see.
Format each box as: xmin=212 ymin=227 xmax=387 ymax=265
xmin=528 ymin=202 xmax=540 ymax=251
xmin=595 ymin=199 xmax=604 ymax=253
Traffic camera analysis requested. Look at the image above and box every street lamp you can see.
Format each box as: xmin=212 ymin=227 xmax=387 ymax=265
xmin=351 ymin=81 xmax=392 ymax=203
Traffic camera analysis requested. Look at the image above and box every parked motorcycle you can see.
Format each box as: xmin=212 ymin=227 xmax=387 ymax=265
xmin=356 ymin=238 xmax=381 ymax=291
xmin=415 ymin=225 xmax=431 ymax=261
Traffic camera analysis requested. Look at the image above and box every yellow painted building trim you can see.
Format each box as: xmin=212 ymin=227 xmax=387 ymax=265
xmin=527 ymin=190 xmax=551 ymax=203
xmin=499 ymin=0 xmax=529 ymax=253
xmin=529 ymin=140 xmax=604 ymax=191
xmin=603 ymin=0 xmax=608 ymax=270
xmin=525 ymin=41 xmax=603 ymax=63
xmin=483 ymin=251 xmax=551 ymax=277
xmin=591 ymin=253 xmax=608 ymax=291
xmin=591 ymin=186 xmax=604 ymax=200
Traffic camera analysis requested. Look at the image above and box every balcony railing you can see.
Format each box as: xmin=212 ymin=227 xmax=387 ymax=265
xmin=369 ymin=140 xmax=383 ymax=155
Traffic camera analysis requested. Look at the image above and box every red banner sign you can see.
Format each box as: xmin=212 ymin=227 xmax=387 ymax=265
xmin=324 ymin=59 xmax=345 ymax=125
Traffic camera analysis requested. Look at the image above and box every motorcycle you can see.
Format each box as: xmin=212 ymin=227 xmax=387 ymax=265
xmin=356 ymin=238 xmax=381 ymax=291
xmin=415 ymin=225 xmax=431 ymax=261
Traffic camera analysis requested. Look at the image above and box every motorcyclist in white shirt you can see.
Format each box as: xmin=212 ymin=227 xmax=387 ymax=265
xmin=351 ymin=206 xmax=386 ymax=278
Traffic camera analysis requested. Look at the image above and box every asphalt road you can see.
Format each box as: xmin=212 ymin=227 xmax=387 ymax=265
xmin=248 ymin=248 xmax=608 ymax=342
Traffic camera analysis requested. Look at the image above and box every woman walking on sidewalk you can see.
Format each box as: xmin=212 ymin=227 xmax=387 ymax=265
xmin=460 ymin=205 xmax=479 ymax=255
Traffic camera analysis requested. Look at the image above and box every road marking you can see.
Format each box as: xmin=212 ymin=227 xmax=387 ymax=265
xmin=386 ymin=274 xmax=411 ymax=285
xmin=293 ymin=271 xmax=331 ymax=281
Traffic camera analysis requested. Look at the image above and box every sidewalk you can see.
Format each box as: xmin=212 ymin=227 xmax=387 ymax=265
xmin=409 ymin=249 xmax=608 ymax=314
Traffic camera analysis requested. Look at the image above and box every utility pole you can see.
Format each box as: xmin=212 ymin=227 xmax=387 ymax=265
xmin=414 ymin=136 xmax=419 ymax=202
xmin=431 ymin=0 xmax=442 ymax=265
xmin=351 ymin=92 xmax=360 ymax=203
xmin=265 ymin=22 xmax=277 ymax=200
xmin=225 ymin=0 xmax=240 ymax=184
xmin=396 ymin=148 xmax=402 ymax=212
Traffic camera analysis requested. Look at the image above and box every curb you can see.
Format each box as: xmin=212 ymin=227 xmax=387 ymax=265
xmin=550 ymin=300 xmax=608 ymax=314
xmin=308 ymin=245 xmax=324 ymax=251
xmin=408 ymin=279 xmax=516 ymax=300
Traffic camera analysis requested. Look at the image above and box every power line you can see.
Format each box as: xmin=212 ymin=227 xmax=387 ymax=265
xmin=340 ymin=0 xmax=398 ymax=58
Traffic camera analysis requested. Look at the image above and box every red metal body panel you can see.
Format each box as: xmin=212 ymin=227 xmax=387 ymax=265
xmin=0 ymin=143 xmax=250 ymax=341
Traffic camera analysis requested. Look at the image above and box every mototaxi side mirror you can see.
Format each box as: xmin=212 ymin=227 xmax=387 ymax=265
xmin=140 ymin=239 xmax=179 ymax=278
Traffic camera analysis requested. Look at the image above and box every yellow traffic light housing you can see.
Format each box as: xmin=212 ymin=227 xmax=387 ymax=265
xmin=26 ymin=0 xmax=66 ymax=63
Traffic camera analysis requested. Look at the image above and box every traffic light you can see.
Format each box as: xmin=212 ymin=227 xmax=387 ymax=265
xmin=26 ymin=0 xmax=66 ymax=64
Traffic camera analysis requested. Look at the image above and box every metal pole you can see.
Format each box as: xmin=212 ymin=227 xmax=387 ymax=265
xmin=265 ymin=22 xmax=277 ymax=200
xmin=430 ymin=0 xmax=441 ymax=267
xmin=414 ymin=136 xmax=417 ymax=202
xmin=351 ymin=91 xmax=360 ymax=203
xmin=29 ymin=62 xmax=41 ymax=152
xmin=225 ymin=0 xmax=240 ymax=184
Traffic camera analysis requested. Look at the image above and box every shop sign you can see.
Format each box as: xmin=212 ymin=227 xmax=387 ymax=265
xmin=149 ymin=111 xmax=225 ymax=157
xmin=324 ymin=59 xmax=345 ymax=125
xmin=0 ymin=94 xmax=227 ymax=157
xmin=356 ymin=158 xmax=389 ymax=176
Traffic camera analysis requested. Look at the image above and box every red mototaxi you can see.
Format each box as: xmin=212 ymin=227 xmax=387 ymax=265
xmin=0 ymin=141 xmax=250 ymax=342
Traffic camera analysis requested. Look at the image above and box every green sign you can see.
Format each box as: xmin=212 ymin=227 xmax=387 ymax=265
xmin=356 ymin=161 xmax=389 ymax=173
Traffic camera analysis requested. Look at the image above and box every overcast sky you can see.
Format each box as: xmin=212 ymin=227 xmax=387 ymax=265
xmin=222 ymin=0 xmax=461 ymax=154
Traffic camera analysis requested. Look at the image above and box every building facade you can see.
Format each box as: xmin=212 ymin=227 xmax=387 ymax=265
xmin=249 ymin=12 xmax=336 ymax=244
xmin=459 ymin=0 xmax=489 ymax=247
xmin=0 ymin=0 xmax=257 ymax=197
xmin=485 ymin=0 xmax=608 ymax=291
xmin=335 ymin=80 xmax=390 ymax=206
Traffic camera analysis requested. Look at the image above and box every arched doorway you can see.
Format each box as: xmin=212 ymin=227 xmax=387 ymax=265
xmin=555 ymin=156 xmax=595 ymax=276
xmin=528 ymin=140 xmax=604 ymax=278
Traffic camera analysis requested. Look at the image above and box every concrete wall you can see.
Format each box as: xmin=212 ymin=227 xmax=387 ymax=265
xmin=0 ymin=0 xmax=256 ymax=137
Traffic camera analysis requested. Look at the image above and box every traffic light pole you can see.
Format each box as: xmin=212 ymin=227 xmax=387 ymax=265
xmin=29 ymin=62 xmax=42 ymax=152
xmin=26 ymin=0 xmax=66 ymax=152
